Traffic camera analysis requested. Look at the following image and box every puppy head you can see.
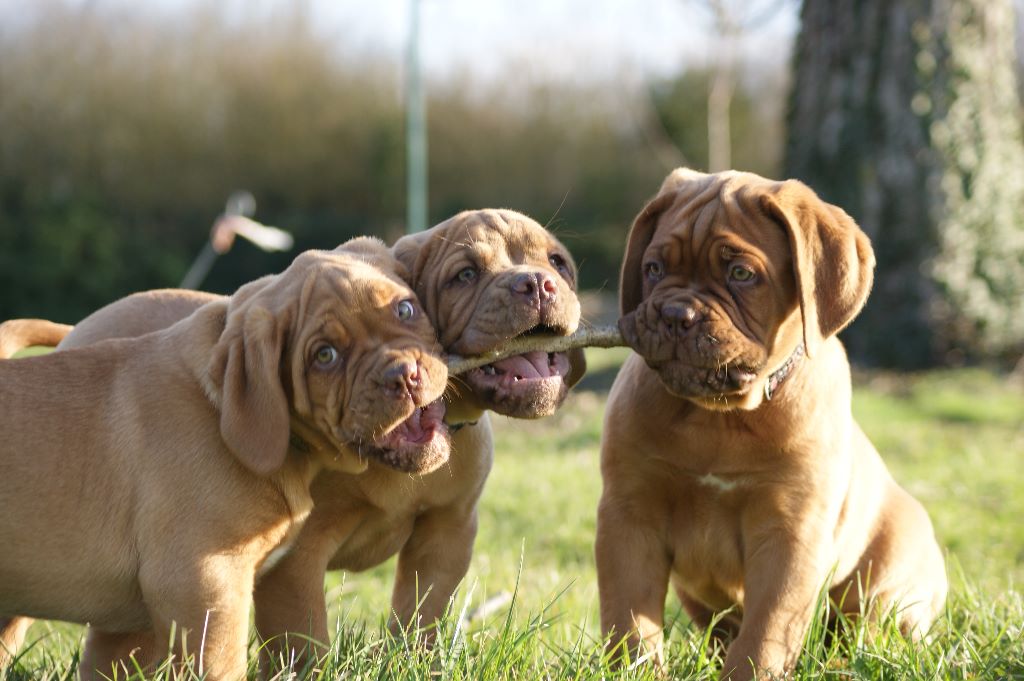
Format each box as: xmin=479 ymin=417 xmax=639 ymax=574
xmin=619 ymin=168 xmax=874 ymax=410
xmin=393 ymin=209 xmax=584 ymax=418
xmin=208 ymin=244 xmax=451 ymax=476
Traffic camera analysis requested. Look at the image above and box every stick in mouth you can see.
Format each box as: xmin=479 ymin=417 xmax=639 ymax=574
xmin=445 ymin=325 xmax=625 ymax=375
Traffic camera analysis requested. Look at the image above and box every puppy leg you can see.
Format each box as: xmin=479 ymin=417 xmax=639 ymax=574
xmin=840 ymin=485 xmax=947 ymax=637
xmin=253 ymin=545 xmax=333 ymax=673
xmin=78 ymin=630 xmax=156 ymax=681
xmin=596 ymin=496 xmax=671 ymax=667
xmin=389 ymin=505 xmax=478 ymax=641
xmin=141 ymin=561 xmax=254 ymax=681
xmin=674 ymin=585 xmax=740 ymax=650
xmin=0 ymin=616 xmax=32 ymax=668
xmin=722 ymin=525 xmax=827 ymax=681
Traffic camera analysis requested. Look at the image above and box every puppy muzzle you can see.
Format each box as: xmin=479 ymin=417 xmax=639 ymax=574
xmin=342 ymin=354 xmax=453 ymax=474
xmin=620 ymin=301 xmax=764 ymax=401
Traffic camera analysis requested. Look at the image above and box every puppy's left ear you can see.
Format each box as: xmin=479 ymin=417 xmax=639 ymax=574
xmin=209 ymin=304 xmax=291 ymax=475
xmin=760 ymin=180 xmax=875 ymax=357
xmin=564 ymin=347 xmax=587 ymax=389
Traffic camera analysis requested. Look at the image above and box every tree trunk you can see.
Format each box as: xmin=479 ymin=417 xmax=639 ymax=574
xmin=786 ymin=0 xmax=1024 ymax=367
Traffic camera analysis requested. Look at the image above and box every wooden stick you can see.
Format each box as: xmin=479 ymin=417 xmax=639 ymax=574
xmin=446 ymin=324 xmax=626 ymax=375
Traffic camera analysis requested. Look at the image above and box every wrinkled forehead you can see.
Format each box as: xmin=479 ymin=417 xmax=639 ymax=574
xmin=313 ymin=259 xmax=411 ymax=309
xmin=649 ymin=178 xmax=789 ymax=261
xmin=450 ymin=212 xmax=565 ymax=263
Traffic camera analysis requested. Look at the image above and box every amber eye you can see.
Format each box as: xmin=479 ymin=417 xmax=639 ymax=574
xmin=729 ymin=264 xmax=756 ymax=283
xmin=314 ymin=345 xmax=339 ymax=367
xmin=644 ymin=261 xmax=664 ymax=280
xmin=397 ymin=299 xmax=416 ymax=321
xmin=456 ymin=267 xmax=478 ymax=284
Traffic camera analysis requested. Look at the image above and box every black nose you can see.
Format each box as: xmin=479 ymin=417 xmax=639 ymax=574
xmin=661 ymin=302 xmax=701 ymax=330
xmin=511 ymin=272 xmax=558 ymax=303
xmin=384 ymin=361 xmax=421 ymax=398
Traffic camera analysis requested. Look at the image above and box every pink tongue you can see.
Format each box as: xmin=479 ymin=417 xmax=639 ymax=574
xmin=374 ymin=410 xmax=425 ymax=447
xmin=491 ymin=351 xmax=553 ymax=379
xmin=375 ymin=401 xmax=445 ymax=447
xmin=392 ymin=410 xmax=426 ymax=440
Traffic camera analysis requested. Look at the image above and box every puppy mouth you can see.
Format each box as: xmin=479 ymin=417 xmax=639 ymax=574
xmin=471 ymin=349 xmax=571 ymax=386
xmin=620 ymin=309 xmax=763 ymax=402
xmin=358 ymin=398 xmax=451 ymax=474
xmin=650 ymin=359 xmax=760 ymax=401
xmin=458 ymin=323 xmax=573 ymax=418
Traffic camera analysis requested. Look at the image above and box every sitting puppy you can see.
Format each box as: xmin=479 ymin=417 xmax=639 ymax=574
xmin=596 ymin=169 xmax=946 ymax=679
xmin=0 ymin=242 xmax=450 ymax=681
xmin=0 ymin=209 xmax=584 ymax=671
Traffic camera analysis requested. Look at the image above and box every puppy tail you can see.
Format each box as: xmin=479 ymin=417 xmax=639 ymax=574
xmin=0 ymin=319 xmax=72 ymax=358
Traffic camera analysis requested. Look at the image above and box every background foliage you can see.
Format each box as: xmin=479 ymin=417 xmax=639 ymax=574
xmin=0 ymin=3 xmax=786 ymax=326
xmin=2 ymin=1 xmax=1023 ymax=368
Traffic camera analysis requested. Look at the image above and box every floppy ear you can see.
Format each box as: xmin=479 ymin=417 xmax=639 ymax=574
xmin=619 ymin=191 xmax=677 ymax=316
xmin=564 ymin=347 xmax=587 ymax=388
xmin=760 ymin=180 xmax=875 ymax=357
xmin=620 ymin=168 xmax=716 ymax=316
xmin=209 ymin=304 xmax=292 ymax=475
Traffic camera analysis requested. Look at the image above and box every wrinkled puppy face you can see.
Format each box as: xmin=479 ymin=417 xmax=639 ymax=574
xmin=394 ymin=209 xmax=584 ymax=418
xmin=211 ymin=245 xmax=451 ymax=476
xmin=618 ymin=168 xmax=874 ymax=411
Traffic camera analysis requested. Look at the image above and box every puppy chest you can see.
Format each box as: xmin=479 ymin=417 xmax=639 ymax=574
xmin=668 ymin=488 xmax=747 ymax=603
xmin=328 ymin=513 xmax=416 ymax=572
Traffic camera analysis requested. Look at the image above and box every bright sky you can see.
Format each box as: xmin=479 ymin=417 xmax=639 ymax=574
xmin=321 ymin=0 xmax=800 ymax=81
xmin=0 ymin=0 xmax=800 ymax=82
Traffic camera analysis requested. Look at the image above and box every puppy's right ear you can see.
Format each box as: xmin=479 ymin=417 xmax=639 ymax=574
xmin=620 ymin=168 xmax=713 ymax=316
xmin=619 ymin=192 xmax=677 ymax=316
xmin=208 ymin=304 xmax=291 ymax=475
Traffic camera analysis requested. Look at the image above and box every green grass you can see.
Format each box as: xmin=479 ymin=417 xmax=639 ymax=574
xmin=7 ymin=355 xmax=1024 ymax=679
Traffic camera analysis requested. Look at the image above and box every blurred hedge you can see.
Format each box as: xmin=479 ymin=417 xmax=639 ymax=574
xmin=0 ymin=3 xmax=783 ymax=324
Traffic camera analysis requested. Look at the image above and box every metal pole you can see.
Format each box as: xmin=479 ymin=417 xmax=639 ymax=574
xmin=180 ymin=242 xmax=220 ymax=290
xmin=405 ymin=0 xmax=428 ymax=233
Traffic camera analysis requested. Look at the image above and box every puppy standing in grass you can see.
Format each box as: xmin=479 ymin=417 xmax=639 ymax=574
xmin=597 ymin=169 xmax=946 ymax=679
xmin=0 ymin=242 xmax=451 ymax=680
xmin=0 ymin=209 xmax=584 ymax=672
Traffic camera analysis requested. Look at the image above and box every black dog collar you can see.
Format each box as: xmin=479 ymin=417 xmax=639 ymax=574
xmin=764 ymin=343 xmax=805 ymax=401
xmin=447 ymin=420 xmax=479 ymax=433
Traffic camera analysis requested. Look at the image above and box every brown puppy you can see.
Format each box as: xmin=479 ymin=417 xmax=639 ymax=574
xmin=0 ymin=209 xmax=584 ymax=671
xmin=596 ymin=169 xmax=945 ymax=679
xmin=0 ymin=243 xmax=450 ymax=680
xmin=252 ymin=209 xmax=583 ymax=665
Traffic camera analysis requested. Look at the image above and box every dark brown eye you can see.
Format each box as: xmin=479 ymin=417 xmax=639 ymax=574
xmin=397 ymin=299 xmax=416 ymax=321
xmin=644 ymin=261 xmax=664 ymax=280
xmin=729 ymin=264 xmax=756 ymax=283
xmin=314 ymin=345 xmax=339 ymax=367
xmin=549 ymin=253 xmax=568 ymax=271
xmin=455 ymin=267 xmax=478 ymax=284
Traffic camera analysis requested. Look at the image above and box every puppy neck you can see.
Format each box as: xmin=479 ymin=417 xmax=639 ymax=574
xmin=288 ymin=415 xmax=370 ymax=475
xmin=443 ymin=387 xmax=486 ymax=427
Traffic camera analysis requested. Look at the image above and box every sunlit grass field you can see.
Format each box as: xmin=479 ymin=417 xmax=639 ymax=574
xmin=6 ymin=349 xmax=1024 ymax=679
